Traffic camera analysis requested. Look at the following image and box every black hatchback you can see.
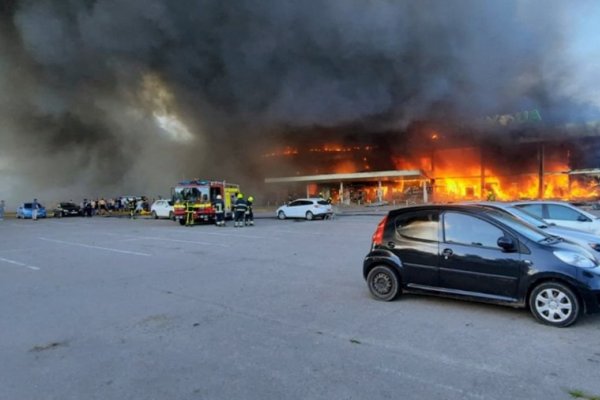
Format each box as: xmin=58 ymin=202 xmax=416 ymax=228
xmin=363 ymin=205 xmax=600 ymax=327
xmin=53 ymin=202 xmax=82 ymax=217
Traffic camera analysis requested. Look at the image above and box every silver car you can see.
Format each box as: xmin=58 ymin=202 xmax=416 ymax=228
xmin=475 ymin=202 xmax=600 ymax=257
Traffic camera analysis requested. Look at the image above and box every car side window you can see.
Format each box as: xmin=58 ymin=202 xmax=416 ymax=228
xmin=395 ymin=211 xmax=439 ymax=242
xmin=288 ymin=201 xmax=301 ymax=207
xmin=443 ymin=212 xmax=505 ymax=249
xmin=301 ymin=201 xmax=313 ymax=206
xmin=547 ymin=205 xmax=588 ymax=221
xmin=515 ymin=204 xmax=544 ymax=218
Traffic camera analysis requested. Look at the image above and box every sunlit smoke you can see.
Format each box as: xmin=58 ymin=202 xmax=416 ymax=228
xmin=140 ymin=73 xmax=193 ymax=143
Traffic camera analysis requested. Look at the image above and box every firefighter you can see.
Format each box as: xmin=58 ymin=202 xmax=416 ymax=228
xmin=234 ymin=193 xmax=247 ymax=228
xmin=128 ymin=199 xmax=136 ymax=219
xmin=185 ymin=200 xmax=195 ymax=226
xmin=245 ymin=195 xmax=254 ymax=226
xmin=244 ymin=196 xmax=254 ymax=226
xmin=214 ymin=194 xmax=225 ymax=226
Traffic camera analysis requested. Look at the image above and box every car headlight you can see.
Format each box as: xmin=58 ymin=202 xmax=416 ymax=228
xmin=589 ymin=243 xmax=600 ymax=252
xmin=554 ymin=250 xmax=597 ymax=268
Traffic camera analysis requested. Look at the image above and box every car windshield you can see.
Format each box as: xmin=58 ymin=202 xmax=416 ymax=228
xmin=482 ymin=209 xmax=550 ymax=242
xmin=508 ymin=206 xmax=554 ymax=227
xmin=23 ymin=203 xmax=32 ymax=208
xmin=173 ymin=187 xmax=209 ymax=202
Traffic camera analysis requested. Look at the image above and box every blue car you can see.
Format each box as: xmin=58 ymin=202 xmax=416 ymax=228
xmin=16 ymin=203 xmax=47 ymax=219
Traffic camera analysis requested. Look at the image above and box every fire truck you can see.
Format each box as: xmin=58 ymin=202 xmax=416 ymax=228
xmin=172 ymin=180 xmax=240 ymax=225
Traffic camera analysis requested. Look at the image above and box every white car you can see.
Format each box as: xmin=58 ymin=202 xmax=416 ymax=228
xmin=276 ymin=198 xmax=333 ymax=220
xmin=150 ymin=200 xmax=174 ymax=220
xmin=512 ymin=201 xmax=600 ymax=235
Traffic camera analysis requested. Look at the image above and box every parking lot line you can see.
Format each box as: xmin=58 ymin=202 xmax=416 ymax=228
xmin=146 ymin=228 xmax=268 ymax=240
xmin=39 ymin=237 xmax=151 ymax=256
xmin=136 ymin=236 xmax=228 ymax=247
xmin=0 ymin=256 xmax=40 ymax=271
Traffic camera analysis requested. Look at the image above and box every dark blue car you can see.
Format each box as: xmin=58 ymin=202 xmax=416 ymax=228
xmin=363 ymin=205 xmax=600 ymax=327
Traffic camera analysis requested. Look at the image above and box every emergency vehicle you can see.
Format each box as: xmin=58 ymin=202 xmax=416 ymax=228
xmin=172 ymin=180 xmax=240 ymax=225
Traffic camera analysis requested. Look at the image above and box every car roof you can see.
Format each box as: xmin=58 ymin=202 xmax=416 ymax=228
xmin=388 ymin=204 xmax=489 ymax=215
xmin=511 ymin=200 xmax=574 ymax=205
xmin=291 ymin=198 xmax=322 ymax=201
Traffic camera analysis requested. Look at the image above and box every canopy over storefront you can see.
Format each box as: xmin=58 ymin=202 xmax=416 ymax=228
xmin=265 ymin=170 xmax=428 ymax=203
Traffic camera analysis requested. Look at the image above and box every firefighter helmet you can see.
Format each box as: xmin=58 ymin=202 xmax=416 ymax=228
xmin=216 ymin=195 xmax=222 ymax=199
xmin=248 ymin=196 xmax=254 ymax=202
xmin=237 ymin=193 xmax=244 ymax=199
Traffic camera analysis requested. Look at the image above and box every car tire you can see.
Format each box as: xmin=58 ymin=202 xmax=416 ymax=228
xmin=178 ymin=218 xmax=186 ymax=226
xmin=305 ymin=211 xmax=314 ymax=221
xmin=529 ymin=281 xmax=580 ymax=327
xmin=278 ymin=211 xmax=286 ymax=220
xmin=151 ymin=211 xmax=158 ymax=219
xmin=367 ymin=265 xmax=401 ymax=301
xmin=169 ymin=211 xmax=174 ymax=221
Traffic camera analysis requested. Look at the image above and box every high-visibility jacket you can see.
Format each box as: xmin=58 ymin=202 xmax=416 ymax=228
xmin=234 ymin=199 xmax=248 ymax=213
xmin=214 ymin=199 xmax=225 ymax=214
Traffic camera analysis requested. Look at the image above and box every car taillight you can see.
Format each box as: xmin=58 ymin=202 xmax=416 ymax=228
xmin=372 ymin=216 xmax=388 ymax=246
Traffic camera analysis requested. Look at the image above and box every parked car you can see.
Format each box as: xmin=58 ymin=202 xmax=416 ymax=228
xmin=16 ymin=203 xmax=47 ymax=219
xmin=472 ymin=202 xmax=600 ymax=258
xmin=512 ymin=201 xmax=600 ymax=235
xmin=276 ymin=198 xmax=333 ymax=220
xmin=52 ymin=202 xmax=82 ymax=217
xmin=150 ymin=199 xmax=174 ymax=220
xmin=363 ymin=204 xmax=600 ymax=327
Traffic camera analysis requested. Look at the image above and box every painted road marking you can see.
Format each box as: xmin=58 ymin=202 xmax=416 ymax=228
xmin=151 ymin=229 xmax=267 ymax=240
xmin=95 ymin=232 xmax=229 ymax=246
xmin=39 ymin=237 xmax=151 ymax=257
xmin=0 ymin=256 xmax=40 ymax=271
xmin=136 ymin=236 xmax=228 ymax=247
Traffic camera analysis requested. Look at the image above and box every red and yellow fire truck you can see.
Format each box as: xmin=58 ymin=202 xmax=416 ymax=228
xmin=172 ymin=179 xmax=240 ymax=225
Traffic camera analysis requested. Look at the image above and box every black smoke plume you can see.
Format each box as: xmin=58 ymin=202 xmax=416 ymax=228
xmin=1 ymin=0 xmax=599 ymax=204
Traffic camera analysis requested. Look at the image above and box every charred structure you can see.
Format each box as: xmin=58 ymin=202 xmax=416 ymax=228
xmin=262 ymin=120 xmax=600 ymax=204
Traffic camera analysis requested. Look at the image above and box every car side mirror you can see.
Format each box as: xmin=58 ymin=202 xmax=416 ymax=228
xmin=497 ymin=236 xmax=516 ymax=252
xmin=577 ymin=215 xmax=590 ymax=222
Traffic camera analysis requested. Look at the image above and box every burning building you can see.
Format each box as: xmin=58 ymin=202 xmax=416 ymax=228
xmin=3 ymin=1 xmax=600 ymax=207
xmin=263 ymin=115 xmax=600 ymax=205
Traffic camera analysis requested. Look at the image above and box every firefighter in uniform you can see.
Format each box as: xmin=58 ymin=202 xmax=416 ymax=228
xmin=185 ymin=200 xmax=195 ymax=226
xmin=128 ymin=199 xmax=136 ymax=219
xmin=234 ymin=193 xmax=248 ymax=227
xmin=245 ymin=196 xmax=254 ymax=226
xmin=214 ymin=194 xmax=225 ymax=226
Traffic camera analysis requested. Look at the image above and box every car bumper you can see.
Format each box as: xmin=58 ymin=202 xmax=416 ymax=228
xmin=577 ymin=268 xmax=600 ymax=314
xmin=580 ymin=289 xmax=600 ymax=314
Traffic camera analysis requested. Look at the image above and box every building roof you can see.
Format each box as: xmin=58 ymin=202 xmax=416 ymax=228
xmin=265 ymin=169 xmax=426 ymax=184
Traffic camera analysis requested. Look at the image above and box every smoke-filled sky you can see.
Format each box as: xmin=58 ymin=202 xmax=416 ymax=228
xmin=1 ymin=0 xmax=600 ymax=205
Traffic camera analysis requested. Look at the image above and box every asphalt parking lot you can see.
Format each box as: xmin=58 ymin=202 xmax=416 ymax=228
xmin=1 ymin=214 xmax=600 ymax=400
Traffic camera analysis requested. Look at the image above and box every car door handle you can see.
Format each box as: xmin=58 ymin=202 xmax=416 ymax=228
xmin=442 ymin=248 xmax=453 ymax=259
xmin=387 ymin=242 xmax=395 ymax=249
